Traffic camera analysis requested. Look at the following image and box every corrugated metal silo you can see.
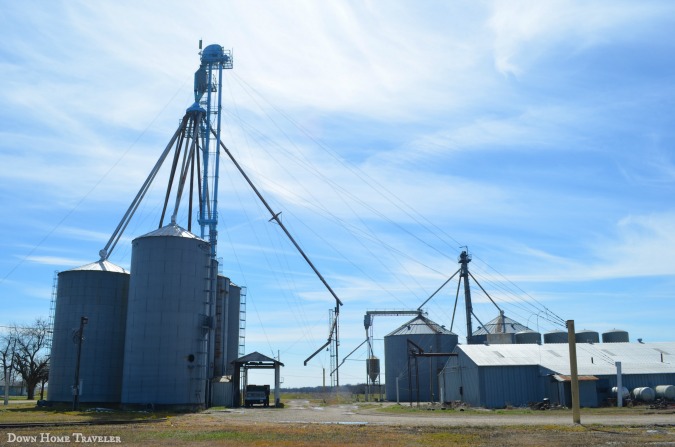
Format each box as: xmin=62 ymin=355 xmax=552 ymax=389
xmin=602 ymin=329 xmax=629 ymax=343
xmin=121 ymin=224 xmax=211 ymax=409
xmin=544 ymin=330 xmax=568 ymax=344
xmin=48 ymin=260 xmax=129 ymax=403
xmin=384 ymin=315 xmax=457 ymax=402
xmin=575 ymin=330 xmax=600 ymax=344
xmin=214 ymin=275 xmax=241 ymax=377
xmin=471 ymin=313 xmax=531 ymax=345
xmin=515 ymin=330 xmax=542 ymax=344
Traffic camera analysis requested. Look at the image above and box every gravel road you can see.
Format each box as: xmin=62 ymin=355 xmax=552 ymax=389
xmin=205 ymin=399 xmax=675 ymax=427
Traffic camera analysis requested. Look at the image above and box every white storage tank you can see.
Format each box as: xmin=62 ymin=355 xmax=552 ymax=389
xmin=632 ymin=387 xmax=656 ymax=402
xmin=121 ymin=224 xmax=211 ymax=409
xmin=48 ymin=260 xmax=129 ymax=403
xmin=611 ymin=386 xmax=630 ymax=399
xmin=655 ymin=385 xmax=675 ymax=400
xmin=575 ymin=330 xmax=600 ymax=344
xmin=602 ymin=329 xmax=629 ymax=343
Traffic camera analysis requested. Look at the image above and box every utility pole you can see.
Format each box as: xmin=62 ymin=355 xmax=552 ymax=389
xmin=566 ymin=320 xmax=581 ymax=424
xmin=73 ymin=316 xmax=88 ymax=411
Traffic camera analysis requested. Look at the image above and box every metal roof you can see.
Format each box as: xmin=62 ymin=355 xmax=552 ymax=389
xmin=456 ymin=342 xmax=675 ymax=375
xmin=472 ymin=313 xmax=532 ymax=335
xmin=137 ymin=223 xmax=205 ymax=240
xmin=234 ymin=351 xmax=284 ymax=367
xmin=386 ymin=315 xmax=456 ymax=337
xmin=66 ymin=260 xmax=128 ymax=274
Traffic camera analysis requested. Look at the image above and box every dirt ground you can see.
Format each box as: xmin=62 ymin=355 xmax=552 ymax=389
xmin=204 ymin=398 xmax=675 ymax=427
xmin=2 ymin=400 xmax=675 ymax=446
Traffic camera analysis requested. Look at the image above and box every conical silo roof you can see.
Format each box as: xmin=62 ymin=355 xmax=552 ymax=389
xmin=386 ymin=314 xmax=455 ymax=337
xmin=472 ymin=313 xmax=531 ymax=336
xmin=66 ymin=260 xmax=128 ymax=274
xmin=136 ymin=223 xmax=205 ymax=240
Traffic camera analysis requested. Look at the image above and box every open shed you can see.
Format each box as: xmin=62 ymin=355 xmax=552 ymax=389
xmin=231 ymin=351 xmax=284 ymax=407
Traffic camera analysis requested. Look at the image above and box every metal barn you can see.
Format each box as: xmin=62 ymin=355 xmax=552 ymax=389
xmin=440 ymin=342 xmax=675 ymax=408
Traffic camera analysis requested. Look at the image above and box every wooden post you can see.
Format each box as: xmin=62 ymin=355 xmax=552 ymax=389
xmin=566 ymin=320 xmax=581 ymax=424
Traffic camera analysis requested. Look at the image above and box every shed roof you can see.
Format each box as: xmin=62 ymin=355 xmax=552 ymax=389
xmin=455 ymin=342 xmax=675 ymax=376
xmin=386 ymin=315 xmax=456 ymax=337
xmin=233 ymin=351 xmax=284 ymax=367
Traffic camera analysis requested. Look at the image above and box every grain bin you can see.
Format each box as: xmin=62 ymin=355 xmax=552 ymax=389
xmin=575 ymin=330 xmax=600 ymax=344
xmin=48 ymin=260 xmax=129 ymax=403
xmin=544 ymin=330 xmax=568 ymax=344
xmin=515 ymin=330 xmax=542 ymax=344
xmin=121 ymin=224 xmax=211 ymax=409
xmin=384 ymin=315 xmax=457 ymax=402
xmin=602 ymin=329 xmax=629 ymax=343
xmin=471 ymin=313 xmax=531 ymax=345
xmin=214 ymin=275 xmax=241 ymax=377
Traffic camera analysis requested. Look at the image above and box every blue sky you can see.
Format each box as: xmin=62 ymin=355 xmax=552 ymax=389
xmin=1 ymin=1 xmax=675 ymax=388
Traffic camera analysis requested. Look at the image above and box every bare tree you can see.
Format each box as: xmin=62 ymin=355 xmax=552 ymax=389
xmin=1 ymin=331 xmax=17 ymax=404
xmin=11 ymin=318 xmax=50 ymax=400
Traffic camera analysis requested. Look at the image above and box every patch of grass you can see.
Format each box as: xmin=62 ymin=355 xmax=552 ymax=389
xmin=0 ymin=403 xmax=170 ymax=424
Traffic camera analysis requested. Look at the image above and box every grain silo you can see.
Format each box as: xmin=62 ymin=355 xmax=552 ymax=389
xmin=471 ymin=312 xmax=532 ymax=345
xmin=214 ymin=275 xmax=241 ymax=377
xmin=515 ymin=330 xmax=542 ymax=344
xmin=602 ymin=329 xmax=629 ymax=343
xmin=121 ymin=224 xmax=211 ymax=409
xmin=48 ymin=260 xmax=129 ymax=403
xmin=384 ymin=315 xmax=458 ymax=402
xmin=575 ymin=330 xmax=600 ymax=344
xmin=544 ymin=330 xmax=568 ymax=344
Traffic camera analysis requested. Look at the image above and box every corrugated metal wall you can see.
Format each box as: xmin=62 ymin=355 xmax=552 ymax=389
xmin=442 ymin=352 xmax=549 ymax=408
xmin=478 ymin=366 xmax=544 ymax=407
xmin=211 ymin=381 xmax=234 ymax=407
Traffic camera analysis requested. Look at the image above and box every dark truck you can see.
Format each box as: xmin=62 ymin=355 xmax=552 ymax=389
xmin=244 ymin=384 xmax=270 ymax=407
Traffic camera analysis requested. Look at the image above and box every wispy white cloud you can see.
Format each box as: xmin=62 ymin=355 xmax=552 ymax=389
xmin=24 ymin=255 xmax=91 ymax=267
xmin=487 ymin=0 xmax=673 ymax=76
